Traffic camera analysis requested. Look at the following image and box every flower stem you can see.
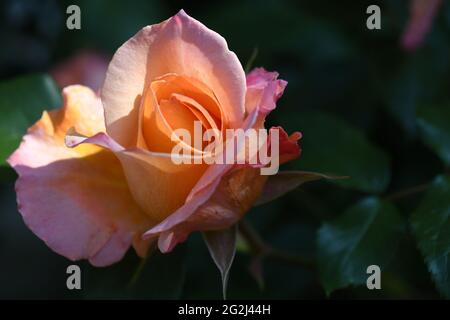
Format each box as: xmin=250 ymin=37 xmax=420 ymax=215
xmin=238 ymin=219 xmax=316 ymax=270
xmin=127 ymin=243 xmax=156 ymax=288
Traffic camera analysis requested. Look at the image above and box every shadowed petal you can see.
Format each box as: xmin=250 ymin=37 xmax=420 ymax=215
xmin=66 ymin=130 xmax=209 ymax=223
xmin=146 ymin=167 xmax=267 ymax=253
xmin=8 ymin=86 xmax=153 ymax=266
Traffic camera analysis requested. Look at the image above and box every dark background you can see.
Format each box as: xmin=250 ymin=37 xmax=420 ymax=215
xmin=0 ymin=0 xmax=449 ymax=299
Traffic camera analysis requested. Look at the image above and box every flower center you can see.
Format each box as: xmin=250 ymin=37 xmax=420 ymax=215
xmin=140 ymin=74 xmax=224 ymax=154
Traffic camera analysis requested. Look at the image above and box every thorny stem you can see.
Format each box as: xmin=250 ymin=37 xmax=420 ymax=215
xmin=238 ymin=219 xmax=316 ymax=271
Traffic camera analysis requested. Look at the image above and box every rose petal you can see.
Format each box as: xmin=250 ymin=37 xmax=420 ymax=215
xmin=272 ymin=126 xmax=302 ymax=165
xmin=245 ymin=67 xmax=287 ymax=115
xmin=231 ymin=126 xmax=301 ymax=170
xmin=186 ymin=105 xmax=260 ymax=200
xmin=101 ymin=9 xmax=246 ymax=147
xmin=139 ymin=76 xmax=219 ymax=155
xmin=140 ymin=106 xmax=260 ymax=250
xmin=142 ymin=119 xmax=299 ymax=253
xmin=146 ymin=106 xmax=259 ymax=234
xmin=66 ymin=130 xmax=209 ymax=223
xmin=8 ymin=86 xmax=153 ymax=266
xmin=149 ymin=167 xmax=267 ymax=252
xmin=116 ymin=149 xmax=208 ymax=222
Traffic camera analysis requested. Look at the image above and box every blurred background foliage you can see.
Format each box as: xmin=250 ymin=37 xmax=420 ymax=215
xmin=0 ymin=0 xmax=449 ymax=299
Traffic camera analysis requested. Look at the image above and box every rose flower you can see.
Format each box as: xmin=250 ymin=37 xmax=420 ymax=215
xmin=8 ymin=10 xmax=301 ymax=266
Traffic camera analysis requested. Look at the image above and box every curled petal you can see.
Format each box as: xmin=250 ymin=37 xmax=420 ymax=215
xmin=273 ymin=126 xmax=302 ymax=165
xmin=143 ymin=176 xmax=221 ymax=246
xmin=148 ymin=167 xmax=267 ymax=252
xmin=138 ymin=74 xmax=222 ymax=154
xmin=65 ymin=130 xmax=124 ymax=152
xmin=245 ymin=67 xmax=287 ymax=115
xmin=141 ymin=108 xmax=300 ymax=252
xmin=141 ymin=108 xmax=261 ymax=251
xmin=8 ymin=86 xmax=153 ymax=266
xmin=245 ymin=126 xmax=302 ymax=169
xmin=186 ymin=105 xmax=260 ymax=201
xmin=66 ymin=131 xmax=208 ymax=223
xmin=116 ymin=150 xmax=207 ymax=222
xmin=102 ymin=9 xmax=246 ymax=147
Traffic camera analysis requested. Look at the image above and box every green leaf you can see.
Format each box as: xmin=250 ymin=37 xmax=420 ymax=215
xmin=255 ymin=171 xmax=347 ymax=206
xmin=287 ymin=112 xmax=390 ymax=193
xmin=203 ymin=225 xmax=237 ymax=300
xmin=317 ymin=197 xmax=404 ymax=295
xmin=411 ymin=175 xmax=450 ymax=298
xmin=0 ymin=74 xmax=61 ymax=165
xmin=416 ymin=104 xmax=450 ymax=166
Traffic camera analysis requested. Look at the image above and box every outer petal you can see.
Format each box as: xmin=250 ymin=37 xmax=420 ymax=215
xmin=66 ymin=131 xmax=208 ymax=223
xmin=187 ymin=105 xmax=260 ymax=200
xmin=7 ymin=86 xmax=153 ymax=266
xmin=141 ymin=114 xmax=301 ymax=252
xmin=271 ymin=126 xmax=302 ymax=165
xmin=235 ymin=126 xmax=302 ymax=169
xmin=245 ymin=67 xmax=287 ymax=115
xmin=101 ymin=9 xmax=246 ymax=147
xmin=153 ymin=167 xmax=267 ymax=253
xmin=141 ymin=108 xmax=261 ymax=247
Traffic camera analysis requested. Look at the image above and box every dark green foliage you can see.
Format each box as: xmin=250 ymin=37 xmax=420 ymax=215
xmin=0 ymin=0 xmax=449 ymax=299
